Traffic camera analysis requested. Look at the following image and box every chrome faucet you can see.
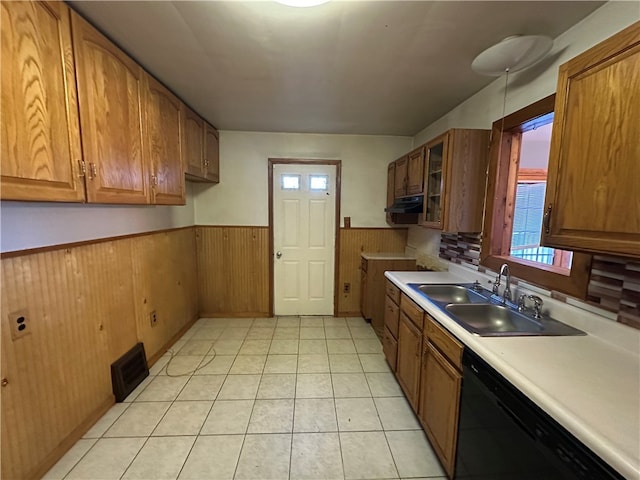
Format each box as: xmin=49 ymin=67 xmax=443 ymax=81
xmin=518 ymin=294 xmax=544 ymax=319
xmin=493 ymin=263 xmax=512 ymax=304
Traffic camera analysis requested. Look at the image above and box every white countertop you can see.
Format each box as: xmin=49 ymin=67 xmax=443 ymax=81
xmin=385 ymin=267 xmax=640 ymax=480
xmin=361 ymin=252 xmax=416 ymax=261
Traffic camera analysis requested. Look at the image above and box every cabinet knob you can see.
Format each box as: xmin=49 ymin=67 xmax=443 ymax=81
xmin=1 ymin=378 xmax=8 ymax=387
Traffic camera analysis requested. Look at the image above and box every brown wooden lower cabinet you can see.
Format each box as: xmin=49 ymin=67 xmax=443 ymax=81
xmin=384 ymin=294 xmax=400 ymax=338
xmin=360 ymin=257 xmax=416 ymax=336
xmin=388 ymin=292 xmax=464 ymax=480
xmin=396 ymin=311 xmax=422 ymax=409
xmin=382 ymin=326 xmax=398 ymax=371
xmin=419 ymin=341 xmax=462 ymax=478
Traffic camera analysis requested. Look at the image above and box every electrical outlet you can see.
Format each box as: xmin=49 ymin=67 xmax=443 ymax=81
xmin=150 ymin=310 xmax=158 ymax=327
xmin=7 ymin=310 xmax=30 ymax=341
xmin=343 ymin=283 xmax=351 ymax=293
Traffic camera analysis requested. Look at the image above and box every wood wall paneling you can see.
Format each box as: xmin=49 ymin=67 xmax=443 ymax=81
xmin=338 ymin=228 xmax=409 ymax=315
xmin=1 ymin=228 xmax=198 ymax=480
xmin=196 ymin=226 xmax=270 ymax=316
xmin=131 ymin=229 xmax=198 ymax=357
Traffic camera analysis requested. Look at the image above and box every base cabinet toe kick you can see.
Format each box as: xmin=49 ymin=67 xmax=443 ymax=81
xmin=383 ymin=279 xmax=626 ymax=480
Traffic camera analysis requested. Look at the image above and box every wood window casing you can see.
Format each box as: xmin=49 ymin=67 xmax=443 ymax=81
xmin=480 ymin=94 xmax=592 ymax=299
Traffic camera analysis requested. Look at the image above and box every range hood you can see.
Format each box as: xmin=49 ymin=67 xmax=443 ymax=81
xmin=385 ymin=195 xmax=423 ymax=214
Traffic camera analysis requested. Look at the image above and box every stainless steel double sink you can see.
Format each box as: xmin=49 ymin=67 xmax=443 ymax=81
xmin=408 ymin=284 xmax=585 ymax=337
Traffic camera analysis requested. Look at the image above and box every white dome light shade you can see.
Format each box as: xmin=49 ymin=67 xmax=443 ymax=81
xmin=472 ymin=35 xmax=553 ymax=76
xmin=275 ymin=0 xmax=331 ymax=7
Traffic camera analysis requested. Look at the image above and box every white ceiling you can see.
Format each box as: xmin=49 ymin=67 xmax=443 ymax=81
xmin=70 ymin=1 xmax=604 ymax=136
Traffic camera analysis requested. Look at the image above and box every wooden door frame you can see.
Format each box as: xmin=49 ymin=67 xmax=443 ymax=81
xmin=268 ymin=158 xmax=342 ymax=317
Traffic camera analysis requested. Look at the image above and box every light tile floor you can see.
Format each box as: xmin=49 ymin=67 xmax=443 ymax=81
xmin=44 ymin=316 xmax=446 ymax=480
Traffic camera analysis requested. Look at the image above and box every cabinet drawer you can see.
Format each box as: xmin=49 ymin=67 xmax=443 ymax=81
xmin=400 ymin=293 xmax=424 ymax=330
xmin=426 ymin=315 xmax=463 ymax=369
xmin=382 ymin=326 xmax=398 ymax=372
xmin=384 ymin=295 xmax=400 ymax=339
xmin=385 ymin=280 xmax=400 ymax=304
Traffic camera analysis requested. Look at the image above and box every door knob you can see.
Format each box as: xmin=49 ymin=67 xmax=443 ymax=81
xmin=276 ymin=251 xmax=282 ymax=259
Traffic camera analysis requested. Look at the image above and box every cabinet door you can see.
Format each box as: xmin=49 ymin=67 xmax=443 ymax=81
xmin=423 ymin=133 xmax=448 ymax=228
xmin=394 ymin=156 xmax=408 ymax=197
xmin=182 ymin=106 xmax=204 ymax=178
xmin=383 ymin=326 xmax=398 ymax=372
xmin=543 ymin=22 xmax=640 ymax=257
xmin=407 ymin=147 xmax=425 ymax=195
xmin=72 ymin=13 xmax=148 ymax=204
xmin=144 ymin=74 xmax=184 ymax=205
xmin=444 ymin=130 xmax=490 ymax=233
xmin=384 ymin=295 xmax=400 ymax=339
xmin=204 ymin=122 xmax=220 ymax=183
xmin=422 ymin=342 xmax=461 ymax=478
xmin=396 ymin=312 xmax=422 ymax=409
xmin=386 ymin=162 xmax=395 ymax=224
xmin=1 ymin=1 xmax=85 ymax=202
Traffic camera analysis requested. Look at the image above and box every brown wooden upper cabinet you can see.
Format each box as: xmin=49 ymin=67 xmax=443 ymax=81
xmin=394 ymin=155 xmax=408 ymax=197
xmin=72 ymin=12 xmax=149 ymax=204
xmin=542 ymin=22 xmax=640 ymax=258
xmin=204 ymin=123 xmax=220 ymax=183
xmin=393 ymin=148 xmax=424 ymax=198
xmin=422 ymin=129 xmax=490 ymax=233
xmin=182 ymin=106 xmax=219 ymax=183
xmin=407 ymin=146 xmax=425 ymax=195
xmin=386 ymin=162 xmax=395 ymax=224
xmin=182 ymin=105 xmax=204 ymax=179
xmin=1 ymin=3 xmax=213 ymax=204
xmin=143 ymin=74 xmax=185 ymax=205
xmin=1 ymin=1 xmax=85 ymax=202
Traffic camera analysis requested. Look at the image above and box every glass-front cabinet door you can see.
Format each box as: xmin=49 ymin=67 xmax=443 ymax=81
xmin=423 ymin=133 xmax=448 ymax=228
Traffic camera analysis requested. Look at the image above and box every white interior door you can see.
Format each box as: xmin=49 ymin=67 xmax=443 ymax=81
xmin=273 ymin=163 xmax=336 ymax=316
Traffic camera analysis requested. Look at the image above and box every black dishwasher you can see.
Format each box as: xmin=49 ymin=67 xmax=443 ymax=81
xmin=455 ymin=349 xmax=624 ymax=480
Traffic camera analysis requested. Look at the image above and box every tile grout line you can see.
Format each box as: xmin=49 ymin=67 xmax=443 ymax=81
xmin=133 ymin=322 xmax=217 ymax=480
xmin=58 ymin=316 xmax=406 ymax=480
xmin=174 ymin=319 xmax=244 ymax=479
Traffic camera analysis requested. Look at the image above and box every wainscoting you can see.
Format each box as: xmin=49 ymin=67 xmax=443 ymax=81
xmin=0 ymin=228 xmax=198 ymax=480
xmin=0 ymin=224 xmax=409 ymax=479
xmin=337 ymin=228 xmax=409 ymax=315
xmin=195 ymin=226 xmax=271 ymax=317
xmin=194 ymin=226 xmax=409 ymax=317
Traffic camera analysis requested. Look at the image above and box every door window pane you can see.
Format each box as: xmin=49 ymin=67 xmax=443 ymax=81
xmin=281 ymin=174 xmax=300 ymax=190
xmin=309 ymin=175 xmax=328 ymax=191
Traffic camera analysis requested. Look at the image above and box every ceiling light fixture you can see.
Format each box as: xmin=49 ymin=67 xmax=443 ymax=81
xmin=471 ymin=35 xmax=553 ymax=76
xmin=274 ymin=0 xmax=331 ymax=7
xmin=472 ymin=34 xmax=553 ymax=233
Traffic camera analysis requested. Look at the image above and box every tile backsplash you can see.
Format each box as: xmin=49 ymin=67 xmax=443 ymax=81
xmin=439 ymin=233 xmax=482 ymax=266
xmin=588 ymin=255 xmax=640 ymax=329
xmin=439 ymin=233 xmax=640 ymax=330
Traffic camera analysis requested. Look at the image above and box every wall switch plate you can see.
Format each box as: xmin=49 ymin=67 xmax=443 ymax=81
xmin=150 ymin=310 xmax=158 ymax=327
xmin=7 ymin=310 xmax=30 ymax=341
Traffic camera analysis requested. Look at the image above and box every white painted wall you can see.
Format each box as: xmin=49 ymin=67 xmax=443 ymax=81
xmin=0 ymin=184 xmax=195 ymax=253
xmin=193 ymin=131 xmax=412 ymax=227
xmin=408 ymin=1 xmax=640 ymax=260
